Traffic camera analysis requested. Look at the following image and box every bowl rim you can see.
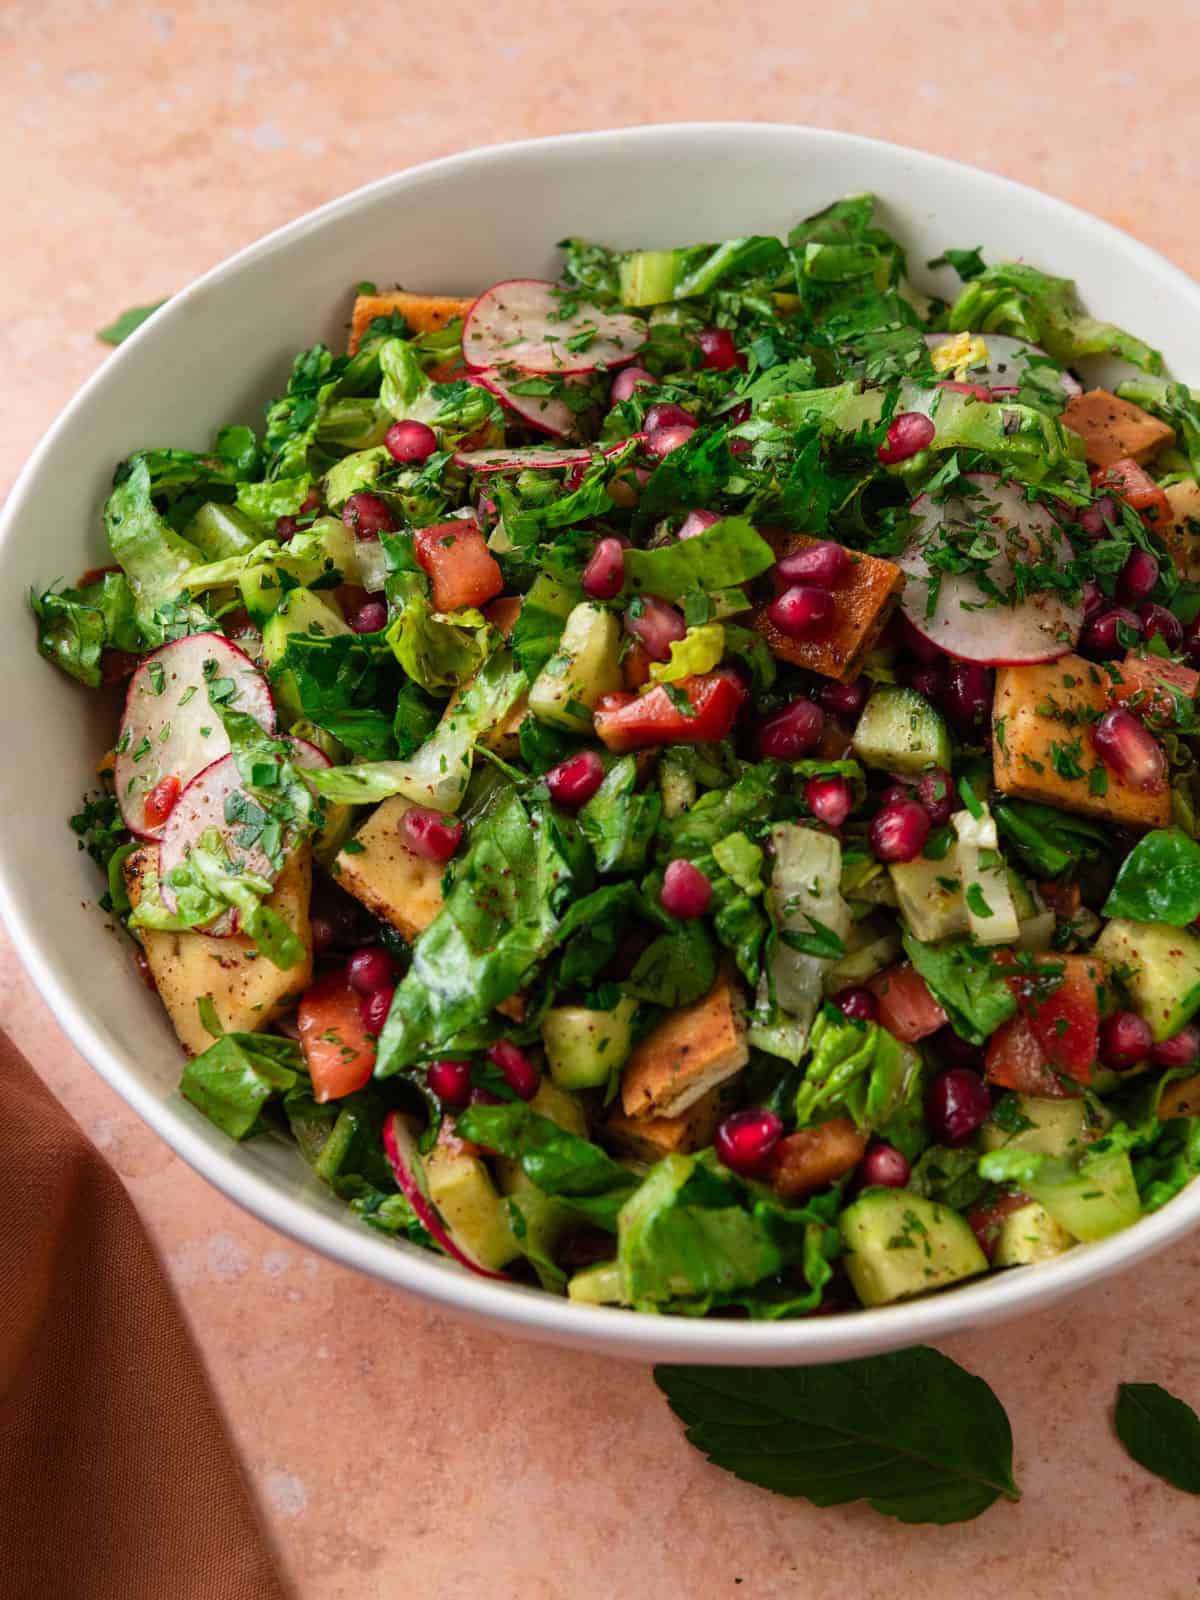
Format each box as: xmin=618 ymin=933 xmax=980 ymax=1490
xmin=4 ymin=120 xmax=1199 ymax=1362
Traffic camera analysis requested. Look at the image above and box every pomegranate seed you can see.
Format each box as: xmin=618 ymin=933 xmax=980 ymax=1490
xmin=926 ymin=1068 xmax=991 ymax=1145
xmin=400 ymin=806 xmax=464 ymax=862
xmin=727 ymin=399 xmax=752 ymax=426
xmin=714 ymin=1108 xmax=784 ymax=1176
xmin=1150 ymin=1024 xmax=1200 ymax=1069
xmin=806 ymin=775 xmax=853 ymax=827
xmin=310 ymin=915 xmax=335 ymax=955
xmin=342 ymin=492 xmax=395 ymax=540
xmin=1081 ymin=580 xmax=1104 ymax=619
xmin=1185 ymin=615 xmax=1200 ymax=667
xmin=696 ymin=326 xmax=740 ymax=371
xmin=767 ymin=585 xmax=836 ymax=639
xmin=1117 ymin=548 xmax=1160 ymax=606
xmin=427 ymin=1058 xmax=473 ymax=1108
xmin=677 ymin=508 xmax=722 ymax=541
xmin=835 ymin=986 xmax=880 ymax=1023
xmin=346 ymin=945 xmax=397 ymax=996
xmin=935 ymin=1026 xmax=983 ymax=1069
xmin=878 ymin=411 xmax=936 ymax=465
xmin=384 ymin=419 xmax=439 ymax=464
xmin=775 ymin=540 xmax=848 ymax=589
xmin=660 ymin=858 xmax=712 ymax=919
xmin=469 ymin=1086 xmax=503 ymax=1107
xmin=1138 ymin=602 xmax=1183 ymax=651
xmin=1092 ymin=707 xmax=1167 ymax=792
xmin=645 ymin=423 xmax=696 ymax=458
xmin=869 ymin=800 xmax=931 ymax=863
xmin=1076 ymin=495 xmax=1119 ymax=537
xmin=359 ymin=984 xmax=395 ymax=1035
xmin=942 ymin=661 xmax=992 ymax=732
xmin=276 ymin=496 xmax=322 ymax=538
xmin=563 ymin=462 xmax=587 ymax=492
xmin=624 ymin=596 xmax=687 ymax=662
xmin=644 ymin=402 xmax=696 ymax=433
xmin=487 ymin=1039 xmax=540 ymax=1101
xmin=816 ymin=677 xmax=868 ymax=719
xmin=1100 ymin=1009 xmax=1153 ymax=1069
xmin=546 ymin=750 xmax=606 ymax=810
xmin=610 ymin=366 xmax=655 ymax=404
xmin=861 ymin=1142 xmax=911 ymax=1188
xmin=916 ymin=767 xmax=959 ymax=827
xmin=757 ymin=697 xmax=824 ymax=759
xmin=1082 ymin=605 xmax=1143 ymax=658
xmin=582 ymin=537 xmax=626 ymax=601
xmin=878 ymin=782 xmax=914 ymax=808
xmin=349 ymin=599 xmax=388 ymax=634
xmin=910 ymin=662 xmax=948 ymax=705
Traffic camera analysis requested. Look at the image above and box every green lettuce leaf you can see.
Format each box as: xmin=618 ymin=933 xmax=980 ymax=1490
xmin=900 ymin=932 xmax=1017 ymax=1046
xmin=1102 ymin=828 xmax=1200 ymax=925
xmin=578 ymin=756 xmax=661 ymax=875
xmin=180 ymin=1033 xmax=303 ymax=1140
xmin=455 ymin=1103 xmax=637 ymax=1230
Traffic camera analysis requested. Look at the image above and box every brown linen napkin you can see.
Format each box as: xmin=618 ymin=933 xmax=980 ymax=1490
xmin=0 ymin=1031 xmax=290 ymax=1600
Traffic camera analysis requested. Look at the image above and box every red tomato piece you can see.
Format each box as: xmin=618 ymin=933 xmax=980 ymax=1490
xmin=985 ymin=953 xmax=1104 ymax=1093
xmin=413 ymin=519 xmax=504 ymax=613
xmin=1109 ymin=653 xmax=1199 ymax=728
xmin=867 ymin=963 xmax=948 ymax=1042
xmin=142 ymin=774 xmax=181 ymax=832
xmin=593 ymin=670 xmax=747 ymax=753
xmin=297 ymin=971 xmax=377 ymax=1104
xmin=984 ymin=1014 xmax=1073 ymax=1097
xmin=968 ymin=1190 xmax=1033 ymax=1260
xmin=1090 ymin=458 xmax=1171 ymax=531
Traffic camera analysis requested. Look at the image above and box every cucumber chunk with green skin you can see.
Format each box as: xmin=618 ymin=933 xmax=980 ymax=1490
xmin=889 ymin=847 xmax=969 ymax=943
xmin=425 ymin=1143 xmax=523 ymax=1271
xmin=980 ymin=1093 xmax=1110 ymax=1158
xmin=993 ymin=1200 xmax=1075 ymax=1266
xmin=567 ymin=1260 xmax=624 ymax=1304
xmin=528 ymin=602 xmax=623 ymax=732
xmin=1093 ymin=918 xmax=1200 ymax=1042
xmin=183 ymin=502 xmax=261 ymax=561
xmin=852 ymin=685 xmax=952 ymax=776
xmin=839 ymin=1188 xmax=988 ymax=1307
xmin=261 ymin=588 xmax=351 ymax=725
xmin=979 ymin=1148 xmax=1140 ymax=1243
xmin=541 ymin=996 xmax=638 ymax=1090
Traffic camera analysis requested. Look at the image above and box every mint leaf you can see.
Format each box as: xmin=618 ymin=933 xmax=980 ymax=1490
xmin=1102 ymin=828 xmax=1200 ymax=926
xmin=901 ymin=932 xmax=1017 ymax=1046
xmin=656 ymin=1347 xmax=1020 ymax=1524
xmin=1115 ymin=1383 xmax=1200 ymax=1494
xmin=97 ymin=301 xmax=168 ymax=345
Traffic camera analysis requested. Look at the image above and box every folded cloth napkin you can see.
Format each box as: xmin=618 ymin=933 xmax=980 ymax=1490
xmin=0 ymin=1032 xmax=289 ymax=1600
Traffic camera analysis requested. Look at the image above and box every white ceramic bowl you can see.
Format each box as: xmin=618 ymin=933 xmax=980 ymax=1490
xmin=3 ymin=124 xmax=1197 ymax=1364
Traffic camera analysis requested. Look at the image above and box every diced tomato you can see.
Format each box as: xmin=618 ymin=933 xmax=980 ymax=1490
xmin=868 ymin=963 xmax=948 ymax=1042
xmin=413 ymin=519 xmax=504 ymax=613
xmin=297 ymin=972 xmax=377 ymax=1103
xmin=593 ymin=670 xmax=747 ymax=753
xmin=622 ymin=642 xmax=655 ymax=691
xmin=1109 ymin=651 xmax=1199 ymax=728
xmin=985 ymin=952 xmax=1104 ymax=1094
xmin=967 ymin=1190 xmax=1033 ymax=1260
xmin=482 ymin=594 xmax=523 ymax=639
xmin=142 ymin=774 xmax=181 ymax=831
xmin=1090 ymin=458 xmax=1171 ymax=531
xmin=938 ymin=379 xmax=993 ymax=401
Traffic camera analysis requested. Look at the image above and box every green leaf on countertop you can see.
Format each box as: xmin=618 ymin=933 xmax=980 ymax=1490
xmin=1114 ymin=1383 xmax=1200 ymax=1494
xmin=97 ymin=301 xmax=168 ymax=345
xmin=655 ymin=1346 xmax=1020 ymax=1524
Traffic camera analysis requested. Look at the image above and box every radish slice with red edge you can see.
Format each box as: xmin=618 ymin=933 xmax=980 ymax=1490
xmin=454 ymin=436 xmax=645 ymax=474
xmin=157 ymin=739 xmax=329 ymax=932
xmin=462 ymin=279 xmax=647 ymax=375
xmin=898 ymin=473 xmax=1084 ymax=665
xmin=924 ymin=332 xmax=1083 ymax=399
xmin=382 ymin=1112 xmax=512 ymax=1281
xmin=470 ymin=368 xmax=581 ymax=439
xmin=115 ymin=633 xmax=276 ymax=841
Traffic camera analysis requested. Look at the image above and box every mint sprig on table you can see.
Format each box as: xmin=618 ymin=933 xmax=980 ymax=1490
xmin=97 ymin=302 xmax=167 ymax=345
xmin=1115 ymin=1383 xmax=1200 ymax=1494
xmin=656 ymin=1347 xmax=1020 ymax=1525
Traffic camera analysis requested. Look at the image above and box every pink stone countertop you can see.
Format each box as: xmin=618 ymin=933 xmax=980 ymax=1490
xmin=5 ymin=3 xmax=1200 ymax=1595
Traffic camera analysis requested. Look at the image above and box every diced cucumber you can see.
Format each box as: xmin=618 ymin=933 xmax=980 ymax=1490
xmin=528 ymin=602 xmax=623 ymax=731
xmin=1093 ymin=918 xmax=1200 ymax=1042
xmin=824 ymin=915 xmax=901 ymax=990
xmin=425 ymin=1144 xmax=522 ymax=1271
xmin=619 ymin=250 xmax=682 ymax=308
xmin=658 ymin=752 xmax=697 ymax=819
xmin=953 ymin=804 xmax=1019 ymax=946
xmin=889 ymin=847 xmax=969 ymax=943
xmin=541 ymin=996 xmax=637 ymax=1090
xmin=839 ymin=1189 xmax=988 ymax=1307
xmin=852 ymin=685 xmax=952 ymax=776
xmin=528 ymin=1079 xmax=590 ymax=1138
xmin=980 ymin=1094 xmax=1110 ymax=1158
xmin=261 ymin=588 xmax=351 ymax=725
xmin=980 ymin=1149 xmax=1140 ymax=1243
xmin=567 ymin=1260 xmax=624 ymax=1304
xmin=183 ymin=501 xmax=261 ymax=561
xmin=993 ymin=1201 xmax=1075 ymax=1266
xmin=322 ymin=445 xmax=390 ymax=510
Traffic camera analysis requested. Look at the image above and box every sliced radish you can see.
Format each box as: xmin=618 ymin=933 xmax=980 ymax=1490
xmin=157 ymin=739 xmax=329 ymax=931
xmin=454 ymin=436 xmax=645 ymax=474
xmin=925 ymin=333 xmax=1083 ymax=399
xmin=470 ymin=368 xmax=582 ymax=439
xmin=115 ymin=633 xmax=276 ymax=841
xmin=899 ymin=474 xmax=1084 ymax=665
xmin=382 ymin=1111 xmax=512 ymax=1281
xmin=462 ymin=279 xmax=646 ymax=375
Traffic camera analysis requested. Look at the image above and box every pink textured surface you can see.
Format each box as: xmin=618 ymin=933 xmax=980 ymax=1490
xmin=4 ymin=3 xmax=1200 ymax=1595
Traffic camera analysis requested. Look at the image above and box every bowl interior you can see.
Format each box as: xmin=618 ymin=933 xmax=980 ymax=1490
xmin=3 ymin=123 xmax=1199 ymax=1363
